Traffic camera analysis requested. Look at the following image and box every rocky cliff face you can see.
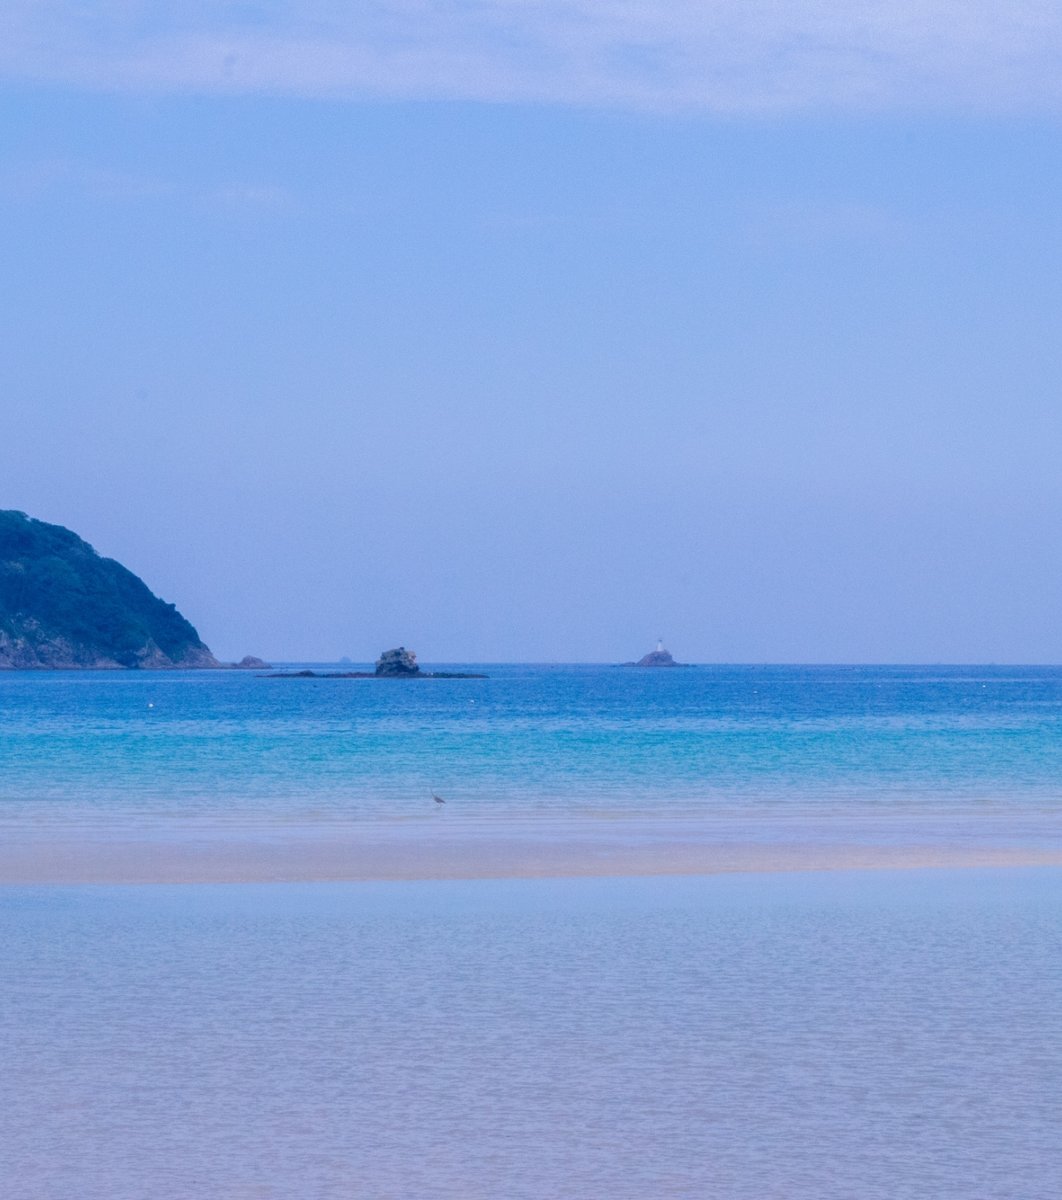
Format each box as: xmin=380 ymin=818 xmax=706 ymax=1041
xmin=0 ymin=627 xmax=218 ymax=669
xmin=0 ymin=510 xmax=220 ymax=669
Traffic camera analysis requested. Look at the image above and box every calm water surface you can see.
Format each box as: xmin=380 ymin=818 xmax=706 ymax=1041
xmin=4 ymin=672 xmax=1060 ymax=1195
xmin=3 ymin=664 xmax=1062 ymax=833
xmin=2 ymin=869 xmax=1060 ymax=1199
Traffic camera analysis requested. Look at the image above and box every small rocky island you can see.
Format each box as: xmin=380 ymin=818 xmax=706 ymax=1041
xmin=0 ymin=509 xmax=222 ymax=669
xmin=625 ymin=640 xmax=690 ymax=667
xmin=375 ymin=646 xmax=420 ymax=676
xmin=265 ymin=647 xmax=486 ymax=679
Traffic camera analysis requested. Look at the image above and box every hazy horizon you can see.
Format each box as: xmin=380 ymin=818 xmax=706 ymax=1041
xmin=5 ymin=5 xmax=1062 ymax=664
xmin=260 ymin=658 xmax=1062 ymax=667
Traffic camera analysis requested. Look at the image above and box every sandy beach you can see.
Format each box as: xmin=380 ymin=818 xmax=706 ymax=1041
xmin=3 ymin=812 xmax=1061 ymax=883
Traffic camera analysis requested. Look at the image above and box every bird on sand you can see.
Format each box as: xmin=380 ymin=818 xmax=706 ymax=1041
xmin=431 ymin=791 xmax=446 ymax=805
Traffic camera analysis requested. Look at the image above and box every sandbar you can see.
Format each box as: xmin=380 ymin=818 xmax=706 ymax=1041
xmin=2 ymin=811 xmax=1060 ymax=884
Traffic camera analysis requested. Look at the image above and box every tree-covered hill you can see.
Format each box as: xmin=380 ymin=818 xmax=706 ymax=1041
xmin=0 ymin=510 xmax=219 ymax=668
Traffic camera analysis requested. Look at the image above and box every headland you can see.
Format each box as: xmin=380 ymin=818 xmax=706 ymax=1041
xmin=0 ymin=509 xmax=219 ymax=668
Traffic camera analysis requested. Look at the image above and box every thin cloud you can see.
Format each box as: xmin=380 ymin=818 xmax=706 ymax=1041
xmin=741 ymin=199 xmax=912 ymax=250
xmin=0 ymin=158 xmax=173 ymax=202
xmin=0 ymin=158 xmax=293 ymax=215
xmin=2 ymin=2 xmax=1062 ymax=113
xmin=211 ymin=183 xmax=296 ymax=212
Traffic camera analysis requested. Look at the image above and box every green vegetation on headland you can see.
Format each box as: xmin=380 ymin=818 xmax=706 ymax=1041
xmin=0 ymin=510 xmax=219 ymax=669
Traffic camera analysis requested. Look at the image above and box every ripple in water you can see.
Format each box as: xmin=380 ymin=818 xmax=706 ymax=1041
xmin=1 ymin=869 xmax=1060 ymax=1199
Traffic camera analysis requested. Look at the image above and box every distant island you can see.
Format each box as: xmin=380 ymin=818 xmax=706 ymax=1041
xmin=265 ymin=646 xmax=487 ymax=680
xmin=0 ymin=509 xmax=260 ymax=670
xmin=624 ymin=640 xmax=690 ymax=667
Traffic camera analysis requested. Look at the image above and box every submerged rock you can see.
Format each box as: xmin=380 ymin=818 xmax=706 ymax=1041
xmin=264 ymin=646 xmax=487 ymax=680
xmin=375 ymin=646 xmax=421 ymax=677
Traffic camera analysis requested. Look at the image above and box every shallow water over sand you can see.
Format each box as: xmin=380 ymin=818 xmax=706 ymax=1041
xmin=2 ymin=664 xmax=1062 ymax=879
xmin=3 ymin=869 xmax=1060 ymax=1199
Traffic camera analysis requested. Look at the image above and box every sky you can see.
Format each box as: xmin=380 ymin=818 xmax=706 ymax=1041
xmin=3 ymin=2 xmax=1062 ymax=662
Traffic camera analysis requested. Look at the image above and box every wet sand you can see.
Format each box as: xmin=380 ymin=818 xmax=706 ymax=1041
xmin=2 ymin=812 xmax=1060 ymax=883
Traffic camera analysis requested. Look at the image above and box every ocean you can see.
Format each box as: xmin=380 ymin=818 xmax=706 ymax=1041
xmin=1 ymin=663 xmax=1061 ymax=878
xmin=4 ymin=661 xmax=1062 ymax=821
xmin=2 ymin=664 xmax=1060 ymax=1195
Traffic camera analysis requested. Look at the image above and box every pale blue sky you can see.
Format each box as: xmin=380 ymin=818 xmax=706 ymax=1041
xmin=3 ymin=3 xmax=1062 ymax=661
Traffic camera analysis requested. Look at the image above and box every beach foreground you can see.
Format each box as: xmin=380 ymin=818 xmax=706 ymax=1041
xmin=2 ymin=868 xmax=1059 ymax=1200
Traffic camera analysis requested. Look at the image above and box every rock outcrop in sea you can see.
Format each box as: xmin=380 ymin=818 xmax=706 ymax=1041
xmin=264 ymin=648 xmax=486 ymax=680
xmin=636 ymin=648 xmax=676 ymax=667
xmin=626 ymin=641 xmax=689 ymax=667
xmin=0 ymin=509 xmax=220 ymax=669
xmin=375 ymin=647 xmax=420 ymax=676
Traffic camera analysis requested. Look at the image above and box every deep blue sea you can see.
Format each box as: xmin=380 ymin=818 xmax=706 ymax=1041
xmin=3 ymin=662 xmax=1062 ymax=827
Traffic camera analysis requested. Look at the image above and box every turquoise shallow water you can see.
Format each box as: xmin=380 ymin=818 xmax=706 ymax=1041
xmin=2 ymin=869 xmax=1060 ymax=1199
xmin=3 ymin=664 xmax=1062 ymax=832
